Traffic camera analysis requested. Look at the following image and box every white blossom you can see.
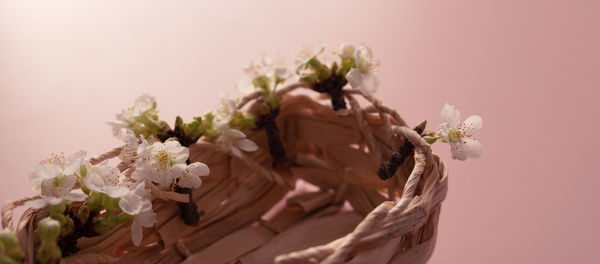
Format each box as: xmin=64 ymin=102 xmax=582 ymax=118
xmin=294 ymin=43 xmax=326 ymax=73
xmin=26 ymin=152 xmax=88 ymax=209
xmin=29 ymin=151 xmax=86 ymax=191
xmin=130 ymin=199 xmax=155 ymax=246
xmin=437 ymin=104 xmax=483 ymax=160
xmin=345 ymin=45 xmax=380 ymax=95
xmin=25 ymin=175 xmax=87 ymax=209
xmin=173 ymin=162 xmax=210 ymax=189
xmin=123 ymin=182 xmax=156 ymax=246
xmin=214 ymin=94 xmax=237 ymax=127
xmin=132 ymin=140 xmax=209 ymax=188
xmin=116 ymin=128 xmax=149 ymax=164
xmin=237 ymin=55 xmax=291 ymax=94
xmin=117 ymin=181 xmax=149 ymax=216
xmin=108 ymin=94 xmax=157 ymax=137
xmin=82 ymin=161 xmax=148 ymax=215
xmin=84 ymin=161 xmax=127 ymax=196
xmin=217 ymin=126 xmax=259 ymax=157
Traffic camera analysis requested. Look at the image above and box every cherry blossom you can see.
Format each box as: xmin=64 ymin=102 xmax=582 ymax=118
xmin=345 ymin=45 xmax=380 ymax=95
xmin=132 ymin=140 xmax=209 ymax=188
xmin=437 ymin=104 xmax=483 ymax=160
xmin=26 ymin=152 xmax=88 ymax=209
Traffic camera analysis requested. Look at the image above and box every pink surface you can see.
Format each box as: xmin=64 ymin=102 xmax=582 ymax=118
xmin=1 ymin=1 xmax=599 ymax=263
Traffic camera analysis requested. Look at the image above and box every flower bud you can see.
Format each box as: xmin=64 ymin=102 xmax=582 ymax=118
xmin=76 ymin=205 xmax=90 ymax=225
xmin=183 ymin=119 xmax=200 ymax=138
xmin=339 ymin=43 xmax=355 ymax=59
xmin=424 ymin=136 xmax=438 ymax=144
xmin=174 ymin=116 xmax=184 ymax=130
xmin=38 ymin=217 xmax=61 ymax=241
xmin=414 ymin=120 xmax=427 ymax=135
xmin=252 ymin=75 xmax=272 ymax=92
xmin=0 ymin=229 xmax=23 ymax=261
xmin=37 ymin=217 xmax=62 ymax=264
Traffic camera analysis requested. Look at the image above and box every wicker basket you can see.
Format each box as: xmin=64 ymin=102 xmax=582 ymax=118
xmin=2 ymin=84 xmax=448 ymax=264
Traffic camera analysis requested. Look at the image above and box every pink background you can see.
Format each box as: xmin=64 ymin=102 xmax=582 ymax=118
xmin=1 ymin=1 xmax=599 ymax=263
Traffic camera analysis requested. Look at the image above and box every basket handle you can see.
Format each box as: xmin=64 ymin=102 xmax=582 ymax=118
xmin=275 ymin=126 xmax=438 ymax=264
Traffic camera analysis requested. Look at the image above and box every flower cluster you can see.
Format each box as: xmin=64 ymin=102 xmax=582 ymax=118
xmin=294 ymin=43 xmax=380 ymax=95
xmin=24 ymin=92 xmax=266 ymax=263
xmin=108 ymin=94 xmax=169 ymax=140
xmin=131 ymin=138 xmax=210 ymax=189
xmin=26 ymin=148 xmax=161 ymax=248
xmin=343 ymin=44 xmax=380 ymax=95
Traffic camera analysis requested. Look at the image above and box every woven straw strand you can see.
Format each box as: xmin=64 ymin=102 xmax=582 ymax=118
xmin=274 ymin=124 xmax=432 ymax=264
xmin=345 ymin=93 xmax=383 ymax=166
xmin=1 ymin=195 xmax=40 ymax=230
xmin=88 ymin=147 xmax=123 ymax=165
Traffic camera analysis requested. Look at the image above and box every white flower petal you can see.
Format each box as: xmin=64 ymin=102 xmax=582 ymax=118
xmin=178 ymin=162 xmax=210 ymax=189
xmin=63 ymin=174 xmax=78 ymax=190
xmin=187 ymin=162 xmax=210 ymax=177
xmin=237 ymin=77 xmax=256 ymax=94
xmin=44 ymin=175 xmax=77 ymax=198
xmin=235 ymin=138 xmax=259 ymax=152
xmin=177 ymin=174 xmax=202 ymax=189
xmin=274 ymin=67 xmax=291 ymax=79
xmin=450 ymin=143 xmax=468 ymax=161
xmin=120 ymin=128 xmax=139 ymax=147
xmin=345 ymin=68 xmax=362 ymax=89
xmin=30 ymin=163 xmax=61 ymax=191
xmin=168 ymin=163 xmax=187 ymax=185
xmin=462 ymin=138 xmax=483 ymax=159
xmin=223 ymin=127 xmax=247 ymax=139
xmin=106 ymin=186 xmax=131 ymax=199
xmin=346 ymin=69 xmax=379 ymax=95
xmin=359 ymin=72 xmax=379 ymax=94
xmin=230 ymin=147 xmax=243 ymax=158
xmin=170 ymin=148 xmax=189 ymax=164
xmin=117 ymin=109 xmax=133 ymax=123
xmin=119 ymin=193 xmax=144 ymax=215
xmin=132 ymin=182 xmax=151 ymax=200
xmin=130 ymin=221 xmax=143 ymax=246
xmin=131 ymin=169 xmax=146 ymax=183
xmin=132 ymin=94 xmax=156 ymax=116
xmin=130 ymin=201 xmax=156 ymax=246
xmin=450 ymin=138 xmax=483 ymax=160
xmin=83 ymin=171 xmax=106 ymax=193
xmin=146 ymin=162 xmax=171 ymax=187
xmin=164 ymin=140 xmax=184 ymax=154
xmin=437 ymin=122 xmax=451 ymax=142
xmin=138 ymin=210 xmax=156 ymax=228
xmin=64 ymin=192 xmax=87 ymax=202
xmin=356 ymin=45 xmax=373 ymax=62
xmin=462 ymin=115 xmax=483 ymax=134
xmin=215 ymin=94 xmax=237 ymax=126
xmin=441 ymin=104 xmax=461 ymax=127
xmin=62 ymin=151 xmax=86 ymax=176
xmin=47 ymin=197 xmax=65 ymax=206
xmin=108 ymin=122 xmax=128 ymax=138
xmin=25 ymin=199 xmax=48 ymax=209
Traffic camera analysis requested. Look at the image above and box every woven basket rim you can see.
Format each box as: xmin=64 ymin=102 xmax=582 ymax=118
xmin=2 ymin=84 xmax=448 ymax=264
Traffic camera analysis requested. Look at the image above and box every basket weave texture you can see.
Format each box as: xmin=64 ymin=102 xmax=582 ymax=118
xmin=2 ymin=85 xmax=448 ymax=264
